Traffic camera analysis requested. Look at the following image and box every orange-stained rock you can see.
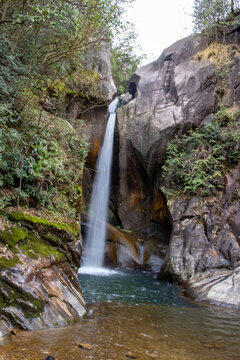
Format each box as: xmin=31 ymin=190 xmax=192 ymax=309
xmin=150 ymin=189 xmax=171 ymax=225
xmin=126 ymin=351 xmax=138 ymax=359
xmin=81 ymin=212 xmax=140 ymax=266
xmin=78 ymin=343 xmax=93 ymax=351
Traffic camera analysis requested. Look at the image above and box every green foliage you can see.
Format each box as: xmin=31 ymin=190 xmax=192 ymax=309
xmin=0 ymin=38 xmax=27 ymax=101
xmin=193 ymin=0 xmax=240 ymax=35
xmin=0 ymin=103 xmax=88 ymax=217
xmin=161 ymin=108 xmax=240 ymax=197
xmin=111 ymin=28 xmax=145 ymax=94
xmin=193 ymin=0 xmax=231 ymax=32
xmin=0 ymin=0 xmax=139 ymax=220
xmin=0 ymin=0 xmax=134 ymax=77
xmin=193 ymin=0 xmax=230 ymax=33
xmin=0 ymin=226 xmax=28 ymax=249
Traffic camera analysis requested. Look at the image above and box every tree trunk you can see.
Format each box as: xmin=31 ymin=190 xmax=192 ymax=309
xmin=0 ymin=0 xmax=11 ymax=22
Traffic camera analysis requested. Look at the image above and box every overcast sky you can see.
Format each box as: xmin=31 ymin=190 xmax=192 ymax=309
xmin=126 ymin=0 xmax=194 ymax=64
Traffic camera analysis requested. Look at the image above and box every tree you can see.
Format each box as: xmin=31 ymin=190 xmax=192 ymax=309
xmin=193 ymin=0 xmax=240 ymax=34
xmin=0 ymin=0 xmax=134 ymax=76
xmin=111 ymin=27 xmax=145 ymax=94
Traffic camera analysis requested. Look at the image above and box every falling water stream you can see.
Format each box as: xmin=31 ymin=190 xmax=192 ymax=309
xmin=80 ymin=98 xmax=119 ymax=273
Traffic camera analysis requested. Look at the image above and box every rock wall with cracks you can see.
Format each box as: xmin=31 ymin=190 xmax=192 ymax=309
xmin=116 ymin=30 xmax=240 ymax=308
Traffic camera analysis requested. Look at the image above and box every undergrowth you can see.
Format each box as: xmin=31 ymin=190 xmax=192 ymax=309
xmin=161 ymin=107 xmax=240 ymax=197
xmin=0 ymin=40 xmax=89 ymax=219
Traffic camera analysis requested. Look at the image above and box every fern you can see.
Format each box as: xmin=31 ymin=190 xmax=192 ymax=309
xmin=161 ymin=108 xmax=240 ymax=196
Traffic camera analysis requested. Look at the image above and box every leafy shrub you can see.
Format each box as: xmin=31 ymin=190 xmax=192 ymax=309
xmin=161 ymin=108 xmax=240 ymax=196
xmin=0 ymin=0 xmax=138 ymax=221
xmin=0 ymin=39 xmax=27 ymax=102
xmin=0 ymin=101 xmax=87 ymax=218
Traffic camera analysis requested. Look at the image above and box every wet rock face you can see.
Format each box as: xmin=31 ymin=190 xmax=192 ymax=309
xmin=117 ymin=103 xmax=172 ymax=229
xmin=0 ymin=212 xmax=86 ymax=331
xmin=79 ymin=106 xmax=108 ymax=169
xmin=0 ymin=257 xmax=85 ymax=330
xmin=67 ymin=41 xmax=116 ymax=177
xmin=160 ymin=165 xmax=240 ymax=307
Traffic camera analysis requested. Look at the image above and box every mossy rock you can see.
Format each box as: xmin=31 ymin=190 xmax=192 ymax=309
xmin=0 ymin=223 xmax=64 ymax=265
xmin=0 ymin=227 xmax=28 ymax=249
xmin=18 ymin=232 xmax=64 ymax=261
xmin=9 ymin=212 xmax=79 ymax=238
xmin=0 ymin=255 xmax=22 ymax=271
xmin=0 ymin=279 xmax=44 ymax=314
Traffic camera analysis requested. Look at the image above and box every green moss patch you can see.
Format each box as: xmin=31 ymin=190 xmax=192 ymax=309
xmin=42 ymin=232 xmax=59 ymax=244
xmin=0 ymin=256 xmax=22 ymax=271
xmin=18 ymin=233 xmax=63 ymax=261
xmin=0 ymin=227 xmax=28 ymax=249
xmin=0 ymin=220 xmax=64 ymax=264
xmin=9 ymin=211 xmax=79 ymax=237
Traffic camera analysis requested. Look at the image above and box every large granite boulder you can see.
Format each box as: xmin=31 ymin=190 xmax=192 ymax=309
xmin=118 ymin=34 xmax=240 ymax=175
xmin=188 ymin=267 xmax=240 ymax=308
xmin=115 ymin=36 xmax=217 ymax=261
xmin=116 ymin=36 xmax=219 ymax=232
xmin=119 ymin=36 xmax=218 ymax=174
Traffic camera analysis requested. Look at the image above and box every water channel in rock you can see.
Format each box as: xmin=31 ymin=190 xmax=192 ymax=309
xmin=1 ymin=269 xmax=240 ymax=360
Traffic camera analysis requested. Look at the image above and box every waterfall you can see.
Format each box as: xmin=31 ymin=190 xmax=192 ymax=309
xmin=80 ymin=98 xmax=118 ymax=272
xmin=139 ymin=242 xmax=144 ymax=265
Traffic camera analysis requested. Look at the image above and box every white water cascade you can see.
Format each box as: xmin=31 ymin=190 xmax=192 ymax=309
xmin=79 ymin=98 xmax=119 ymax=274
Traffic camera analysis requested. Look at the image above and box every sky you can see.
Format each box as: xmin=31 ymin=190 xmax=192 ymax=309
xmin=126 ymin=0 xmax=194 ymax=64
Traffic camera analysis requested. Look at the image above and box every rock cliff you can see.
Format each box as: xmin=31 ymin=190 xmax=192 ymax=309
xmin=116 ymin=31 xmax=240 ymax=307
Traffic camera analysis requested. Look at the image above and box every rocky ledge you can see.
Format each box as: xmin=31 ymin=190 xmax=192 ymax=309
xmin=0 ymin=211 xmax=86 ymax=344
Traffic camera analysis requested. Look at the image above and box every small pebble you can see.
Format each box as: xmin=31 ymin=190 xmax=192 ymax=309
xmin=215 ymin=344 xmax=225 ymax=349
xmin=146 ymin=351 xmax=159 ymax=358
xmin=126 ymin=351 xmax=138 ymax=359
xmin=78 ymin=343 xmax=93 ymax=351
xmin=203 ymin=343 xmax=215 ymax=348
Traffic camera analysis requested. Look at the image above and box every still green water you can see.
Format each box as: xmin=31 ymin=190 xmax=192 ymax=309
xmin=1 ymin=269 xmax=240 ymax=360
